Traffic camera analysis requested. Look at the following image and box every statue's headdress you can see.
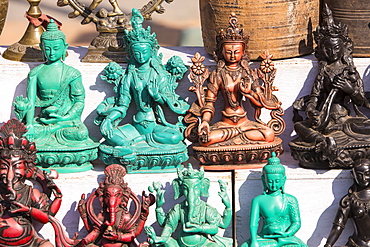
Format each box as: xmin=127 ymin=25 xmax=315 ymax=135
xmin=0 ymin=119 xmax=37 ymax=163
xmin=262 ymin=152 xmax=285 ymax=175
xmin=103 ymin=164 xmax=130 ymax=201
xmin=41 ymin=19 xmax=66 ymax=42
xmin=177 ymin=164 xmax=204 ymax=181
xmin=216 ymin=13 xmax=249 ymax=46
xmin=124 ymin=8 xmax=159 ymax=52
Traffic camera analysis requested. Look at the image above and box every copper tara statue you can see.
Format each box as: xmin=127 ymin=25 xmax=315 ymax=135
xmin=0 ymin=119 xmax=81 ymax=247
xmin=289 ymin=4 xmax=370 ymax=169
xmin=77 ymin=164 xmax=154 ymax=246
xmin=57 ymin=0 xmax=176 ymax=62
xmin=185 ymin=13 xmax=285 ymax=169
xmin=325 ymin=159 xmax=370 ymax=247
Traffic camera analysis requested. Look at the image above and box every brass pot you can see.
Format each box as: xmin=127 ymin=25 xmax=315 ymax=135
xmin=199 ymin=0 xmax=319 ymax=60
xmin=0 ymin=0 xmax=8 ymax=37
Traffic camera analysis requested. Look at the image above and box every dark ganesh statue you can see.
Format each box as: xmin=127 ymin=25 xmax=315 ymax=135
xmin=289 ymin=4 xmax=370 ymax=169
xmin=144 ymin=164 xmax=233 ymax=246
xmin=95 ymin=9 xmax=189 ymax=173
xmin=185 ymin=13 xmax=285 ymax=169
xmin=77 ymin=164 xmax=155 ymax=246
xmin=325 ymin=159 xmax=370 ymax=247
xmin=0 ymin=119 xmax=80 ymax=247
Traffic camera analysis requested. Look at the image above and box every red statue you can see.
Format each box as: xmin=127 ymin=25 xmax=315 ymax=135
xmin=0 ymin=119 xmax=80 ymax=247
xmin=77 ymin=164 xmax=154 ymax=247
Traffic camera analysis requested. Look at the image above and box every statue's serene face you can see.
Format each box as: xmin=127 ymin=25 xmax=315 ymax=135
xmin=323 ymin=37 xmax=344 ymax=63
xmin=264 ymin=173 xmax=285 ymax=192
xmin=222 ymin=43 xmax=244 ymax=64
xmin=353 ymin=163 xmax=370 ymax=188
xmin=42 ymin=39 xmax=67 ymax=63
xmin=132 ymin=43 xmax=152 ymax=64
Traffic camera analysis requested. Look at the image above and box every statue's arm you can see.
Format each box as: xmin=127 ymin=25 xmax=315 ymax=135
xmin=325 ymin=196 xmax=350 ymax=247
xmin=249 ymin=197 xmax=260 ymax=247
xmin=25 ymin=72 xmax=37 ymax=126
xmin=218 ymin=180 xmax=232 ymax=229
xmin=284 ymin=196 xmax=302 ymax=236
xmin=65 ymin=75 xmax=85 ymax=120
xmin=349 ymin=75 xmax=370 ymax=107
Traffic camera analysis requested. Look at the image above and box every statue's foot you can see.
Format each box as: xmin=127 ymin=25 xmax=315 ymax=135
xmin=113 ymin=146 xmax=134 ymax=157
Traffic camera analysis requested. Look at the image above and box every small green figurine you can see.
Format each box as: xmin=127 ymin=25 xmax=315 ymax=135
xmin=242 ymin=153 xmax=307 ymax=247
xmin=144 ymin=164 xmax=233 ymax=247
xmin=95 ymin=9 xmax=189 ymax=173
xmin=13 ymin=19 xmax=99 ymax=173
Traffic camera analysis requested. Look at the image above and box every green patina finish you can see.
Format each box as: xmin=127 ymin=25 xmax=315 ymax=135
xmin=95 ymin=9 xmax=189 ymax=173
xmin=145 ymin=164 xmax=233 ymax=246
xmin=13 ymin=19 xmax=98 ymax=173
xmin=242 ymin=153 xmax=307 ymax=247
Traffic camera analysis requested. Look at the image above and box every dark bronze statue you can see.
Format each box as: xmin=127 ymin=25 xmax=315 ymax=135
xmin=0 ymin=119 xmax=80 ymax=247
xmin=77 ymin=164 xmax=154 ymax=246
xmin=289 ymin=4 xmax=370 ymax=169
xmin=325 ymin=159 xmax=370 ymax=247
xmin=185 ymin=13 xmax=285 ymax=168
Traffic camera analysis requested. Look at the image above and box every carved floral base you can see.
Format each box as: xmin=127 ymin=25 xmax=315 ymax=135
xmin=98 ymin=143 xmax=189 ymax=173
xmin=2 ymin=42 xmax=43 ymax=62
xmin=289 ymin=137 xmax=370 ymax=169
xmin=81 ymin=31 xmax=127 ymax=63
xmin=36 ymin=144 xmax=99 ymax=173
xmin=192 ymin=137 xmax=283 ymax=170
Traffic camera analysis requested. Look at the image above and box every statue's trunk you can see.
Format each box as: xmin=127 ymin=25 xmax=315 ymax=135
xmin=6 ymin=165 xmax=16 ymax=201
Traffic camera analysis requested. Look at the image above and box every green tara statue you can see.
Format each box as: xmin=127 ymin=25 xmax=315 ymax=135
xmin=144 ymin=164 xmax=233 ymax=246
xmin=242 ymin=153 xmax=307 ymax=247
xmin=13 ymin=19 xmax=99 ymax=173
xmin=95 ymin=8 xmax=189 ymax=173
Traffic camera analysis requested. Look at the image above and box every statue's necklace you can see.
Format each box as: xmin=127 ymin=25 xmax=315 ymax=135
xmin=353 ymin=192 xmax=370 ymax=212
xmin=222 ymin=66 xmax=242 ymax=109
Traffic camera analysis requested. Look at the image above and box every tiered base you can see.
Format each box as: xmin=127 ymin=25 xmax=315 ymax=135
xmin=193 ymin=138 xmax=283 ymax=170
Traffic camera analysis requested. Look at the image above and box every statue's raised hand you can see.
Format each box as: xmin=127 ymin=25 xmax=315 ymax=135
xmin=218 ymin=180 xmax=231 ymax=208
xmin=10 ymin=201 xmax=31 ymax=214
xmin=78 ymin=194 xmax=87 ymax=218
xmin=198 ymin=120 xmax=210 ymax=143
xmin=148 ymin=181 xmax=165 ymax=207
xmin=333 ymin=75 xmax=355 ymax=95
xmin=144 ymin=226 xmax=157 ymax=244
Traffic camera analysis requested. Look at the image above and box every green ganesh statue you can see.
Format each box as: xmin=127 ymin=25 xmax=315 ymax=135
xmin=144 ymin=164 xmax=233 ymax=247
xmin=95 ymin=8 xmax=189 ymax=173
xmin=242 ymin=153 xmax=307 ymax=247
xmin=13 ymin=19 xmax=99 ymax=173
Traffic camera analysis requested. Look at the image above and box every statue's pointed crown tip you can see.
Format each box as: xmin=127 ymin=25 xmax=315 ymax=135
xmin=47 ymin=19 xmax=59 ymax=32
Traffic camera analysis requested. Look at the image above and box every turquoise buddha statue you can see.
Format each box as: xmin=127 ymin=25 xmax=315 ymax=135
xmin=95 ymin=9 xmax=189 ymax=173
xmin=242 ymin=153 xmax=307 ymax=247
xmin=13 ymin=19 xmax=99 ymax=173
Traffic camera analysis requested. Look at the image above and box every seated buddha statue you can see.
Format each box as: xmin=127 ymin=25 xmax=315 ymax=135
xmin=13 ymin=19 xmax=98 ymax=172
xmin=95 ymin=9 xmax=189 ymax=173
xmin=289 ymin=4 xmax=370 ymax=169
xmin=185 ymin=13 xmax=285 ymax=167
xmin=242 ymin=153 xmax=307 ymax=247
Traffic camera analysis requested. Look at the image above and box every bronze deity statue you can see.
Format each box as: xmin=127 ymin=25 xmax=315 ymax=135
xmin=0 ymin=119 xmax=81 ymax=247
xmin=77 ymin=164 xmax=154 ymax=247
xmin=95 ymin=9 xmax=189 ymax=173
xmin=57 ymin=0 xmax=176 ymax=62
xmin=325 ymin=159 xmax=370 ymax=247
xmin=289 ymin=4 xmax=370 ymax=169
xmin=185 ymin=13 xmax=285 ymax=169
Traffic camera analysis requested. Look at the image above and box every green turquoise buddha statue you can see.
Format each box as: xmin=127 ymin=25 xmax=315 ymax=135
xmin=95 ymin=8 xmax=189 ymax=173
xmin=13 ymin=19 xmax=98 ymax=173
xmin=242 ymin=153 xmax=307 ymax=247
xmin=144 ymin=164 xmax=233 ymax=246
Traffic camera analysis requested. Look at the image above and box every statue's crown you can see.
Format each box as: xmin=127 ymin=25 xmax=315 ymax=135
xmin=0 ymin=119 xmax=37 ymax=163
xmin=124 ymin=8 xmax=158 ymax=49
xmin=216 ymin=13 xmax=249 ymax=46
xmin=177 ymin=164 xmax=204 ymax=180
xmin=41 ymin=19 xmax=66 ymax=41
xmin=314 ymin=4 xmax=349 ymax=43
